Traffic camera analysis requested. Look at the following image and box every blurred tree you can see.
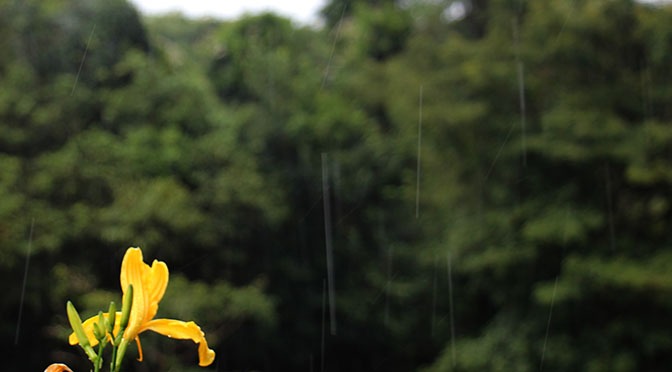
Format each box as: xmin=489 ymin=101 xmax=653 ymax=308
xmin=352 ymin=3 xmax=413 ymax=61
xmin=4 ymin=0 xmax=672 ymax=370
xmin=321 ymin=0 xmax=401 ymax=28
xmin=0 ymin=2 xmax=275 ymax=370
xmin=422 ymin=0 xmax=672 ymax=371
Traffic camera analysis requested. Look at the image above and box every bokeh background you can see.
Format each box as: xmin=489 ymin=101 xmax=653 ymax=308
xmin=3 ymin=0 xmax=672 ymax=371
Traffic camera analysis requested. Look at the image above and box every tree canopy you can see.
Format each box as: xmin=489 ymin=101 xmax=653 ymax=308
xmin=3 ymin=0 xmax=672 ymax=370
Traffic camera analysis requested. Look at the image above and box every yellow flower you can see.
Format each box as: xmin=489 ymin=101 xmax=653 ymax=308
xmin=69 ymin=247 xmax=215 ymax=367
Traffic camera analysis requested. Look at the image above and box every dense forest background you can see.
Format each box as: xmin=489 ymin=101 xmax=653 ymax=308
xmin=3 ymin=0 xmax=672 ymax=370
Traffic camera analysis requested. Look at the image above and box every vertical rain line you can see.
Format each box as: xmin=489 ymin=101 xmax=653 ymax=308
xmin=447 ymin=252 xmax=456 ymax=367
xmin=321 ymin=5 xmax=347 ymax=89
xmin=540 ymin=209 xmax=571 ymax=370
xmin=380 ymin=210 xmax=392 ymax=326
xmin=321 ymin=279 xmax=327 ymax=372
xmin=415 ymin=85 xmax=424 ymax=219
xmin=553 ymin=0 xmax=575 ymax=45
xmin=385 ymin=245 xmax=393 ymax=326
xmin=640 ymin=57 xmax=652 ymax=120
xmin=431 ymin=254 xmax=438 ymax=335
xmin=540 ymin=277 xmax=559 ymax=371
xmin=605 ymin=164 xmax=615 ymax=251
xmin=322 ymin=153 xmax=337 ymax=335
xmin=15 ymin=218 xmax=35 ymax=345
xmin=513 ymin=19 xmax=527 ymax=167
xmin=71 ymin=24 xmax=96 ymax=96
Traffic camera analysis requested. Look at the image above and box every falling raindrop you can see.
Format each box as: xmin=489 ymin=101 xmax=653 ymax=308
xmin=540 ymin=209 xmax=572 ymax=370
xmin=513 ymin=19 xmax=527 ymax=167
xmin=321 ymin=279 xmax=327 ymax=372
xmin=322 ymin=4 xmax=347 ymax=89
xmin=71 ymin=24 xmax=96 ymax=96
xmin=385 ymin=244 xmax=393 ymax=326
xmin=322 ymin=153 xmax=336 ymax=335
xmin=416 ymin=85 xmax=423 ymax=219
xmin=431 ymin=254 xmax=438 ymax=336
xmin=447 ymin=252 xmax=456 ymax=367
xmin=604 ymin=163 xmax=616 ymax=251
xmin=540 ymin=277 xmax=558 ymax=371
xmin=15 ymin=218 xmax=35 ymax=345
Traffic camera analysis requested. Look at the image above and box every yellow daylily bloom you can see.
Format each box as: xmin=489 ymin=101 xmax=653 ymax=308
xmin=69 ymin=247 xmax=215 ymax=367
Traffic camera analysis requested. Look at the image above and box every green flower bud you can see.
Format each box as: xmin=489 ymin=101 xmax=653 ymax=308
xmin=107 ymin=301 xmax=116 ymax=334
xmin=66 ymin=301 xmax=98 ymax=362
xmin=116 ymin=284 xmax=133 ymax=344
xmin=93 ymin=311 xmax=106 ymax=341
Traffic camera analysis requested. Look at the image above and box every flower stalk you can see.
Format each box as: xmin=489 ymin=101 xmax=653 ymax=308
xmin=112 ymin=284 xmax=133 ymax=372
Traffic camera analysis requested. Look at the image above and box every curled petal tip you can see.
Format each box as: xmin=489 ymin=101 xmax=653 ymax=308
xmin=198 ymin=343 xmax=216 ymax=367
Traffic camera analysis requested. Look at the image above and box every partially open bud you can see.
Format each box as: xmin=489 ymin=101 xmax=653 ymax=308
xmin=93 ymin=311 xmax=106 ymax=341
xmin=44 ymin=363 xmax=73 ymax=372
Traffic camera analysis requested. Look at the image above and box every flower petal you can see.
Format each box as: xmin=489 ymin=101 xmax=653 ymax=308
xmin=119 ymin=247 xmax=141 ymax=299
xmin=144 ymin=259 xmax=168 ymax=321
xmin=142 ymin=319 xmax=216 ymax=367
xmin=120 ymin=247 xmax=148 ymax=340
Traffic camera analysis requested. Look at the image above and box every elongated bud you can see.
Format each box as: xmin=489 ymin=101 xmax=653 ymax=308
xmin=66 ymin=301 xmax=90 ymax=347
xmin=114 ymin=285 xmax=134 ymax=369
xmin=66 ymin=301 xmax=98 ymax=361
xmin=119 ymin=284 xmax=133 ymax=335
xmin=107 ymin=301 xmax=116 ymax=333
xmin=93 ymin=311 xmax=106 ymax=341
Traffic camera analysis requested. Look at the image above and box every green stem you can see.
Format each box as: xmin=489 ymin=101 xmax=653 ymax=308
xmin=114 ymin=339 xmax=129 ymax=372
xmin=111 ymin=284 xmax=133 ymax=372
xmin=110 ymin=342 xmax=118 ymax=372
xmin=93 ymin=342 xmax=105 ymax=372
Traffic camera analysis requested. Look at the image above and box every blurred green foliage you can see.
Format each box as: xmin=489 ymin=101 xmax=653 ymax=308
xmin=3 ymin=0 xmax=672 ymax=370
